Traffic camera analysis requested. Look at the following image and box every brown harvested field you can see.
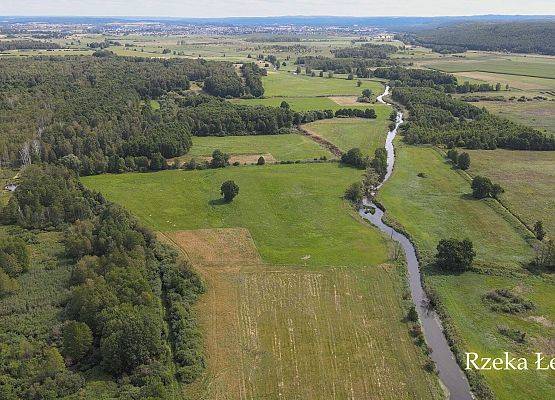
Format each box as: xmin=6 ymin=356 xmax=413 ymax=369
xmin=328 ymin=96 xmax=360 ymax=106
xmin=163 ymin=228 xmax=262 ymax=265
xmin=186 ymin=263 xmax=442 ymax=400
xmin=167 ymin=228 xmax=442 ymax=400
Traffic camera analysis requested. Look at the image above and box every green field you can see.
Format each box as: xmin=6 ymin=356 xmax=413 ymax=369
xmin=233 ymin=96 xmax=390 ymax=113
xmin=304 ymin=117 xmax=391 ymax=156
xmin=82 ymin=164 xmax=389 ymax=267
xmin=466 ymin=149 xmax=555 ymax=234
xmin=187 ymin=134 xmax=332 ymax=161
xmin=377 ymin=143 xmax=533 ymax=267
xmin=425 ymin=55 xmax=555 ymax=79
xmin=262 ymin=71 xmax=384 ymax=97
xmin=377 ymin=143 xmax=554 ymax=399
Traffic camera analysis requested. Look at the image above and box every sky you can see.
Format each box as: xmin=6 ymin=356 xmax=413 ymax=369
xmin=1 ymin=0 xmax=554 ymax=18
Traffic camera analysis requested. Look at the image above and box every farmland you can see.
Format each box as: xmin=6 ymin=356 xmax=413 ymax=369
xmin=303 ymin=117 xmax=391 ymax=155
xmin=186 ymin=134 xmax=333 ymax=161
xmin=82 ymin=164 xmax=390 ymax=267
xmin=376 ymin=142 xmax=554 ymax=399
xmin=262 ymin=71 xmax=384 ymax=97
xmin=466 ymin=149 xmax=555 ymax=233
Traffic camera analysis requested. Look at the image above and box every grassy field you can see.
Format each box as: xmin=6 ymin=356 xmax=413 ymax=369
xmin=303 ymin=118 xmax=390 ymax=156
xmin=376 ymin=143 xmax=554 ymax=399
xmin=82 ymin=164 xmax=390 ymax=267
xmin=187 ymin=134 xmax=332 ymax=161
xmin=466 ymin=149 xmax=555 ymax=234
xmin=453 ymin=71 xmax=555 ymax=91
xmin=377 ymin=143 xmax=533 ymax=267
xmin=425 ymin=55 xmax=555 ymax=79
xmin=233 ymin=96 xmax=391 ymax=114
xmin=262 ymin=71 xmax=384 ymax=97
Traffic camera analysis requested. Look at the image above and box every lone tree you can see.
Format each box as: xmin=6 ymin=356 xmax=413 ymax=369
xmin=533 ymin=221 xmax=546 ymax=241
xmin=344 ymin=182 xmax=364 ymax=204
xmin=447 ymin=149 xmax=458 ymax=164
xmin=221 ymin=180 xmax=239 ymax=202
xmin=436 ymin=238 xmax=475 ymax=272
xmin=471 ymin=176 xmax=504 ymax=199
xmin=341 ymin=148 xmax=368 ymax=169
xmin=457 ymin=152 xmax=471 ymax=170
xmin=361 ymin=88 xmax=373 ymax=98
xmin=257 ymin=156 xmax=265 ymax=165
xmin=280 ymin=101 xmax=290 ymax=109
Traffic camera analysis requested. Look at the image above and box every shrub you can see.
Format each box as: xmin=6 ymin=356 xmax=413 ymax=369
xmin=62 ymin=321 xmax=93 ymax=363
xmin=257 ymin=156 xmax=265 ymax=165
xmin=344 ymin=182 xmax=364 ymax=204
xmin=457 ymin=152 xmax=471 ymax=170
xmin=483 ymin=289 xmax=534 ymax=314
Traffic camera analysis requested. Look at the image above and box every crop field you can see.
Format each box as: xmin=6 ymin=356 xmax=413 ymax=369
xmin=453 ymin=71 xmax=555 ymax=91
xmin=466 ymin=149 xmax=555 ymax=233
xmin=186 ymin=134 xmax=333 ymax=161
xmin=262 ymin=71 xmax=384 ymax=97
xmin=303 ymin=117 xmax=391 ymax=156
xmin=184 ymin=262 xmax=442 ymax=400
xmin=82 ymin=163 xmax=390 ymax=267
xmin=377 ymin=143 xmax=533 ymax=267
xmin=424 ymin=54 xmax=555 ymax=79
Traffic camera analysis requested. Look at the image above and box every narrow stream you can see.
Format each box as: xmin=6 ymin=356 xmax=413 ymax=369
xmin=360 ymin=86 xmax=473 ymax=400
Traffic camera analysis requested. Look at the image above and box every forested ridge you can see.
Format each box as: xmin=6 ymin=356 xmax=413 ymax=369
xmin=0 ymin=164 xmax=205 ymax=398
xmin=398 ymin=21 xmax=555 ymax=55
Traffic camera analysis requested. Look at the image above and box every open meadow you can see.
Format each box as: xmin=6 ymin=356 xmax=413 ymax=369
xmin=303 ymin=117 xmax=391 ymax=156
xmin=376 ymin=142 xmax=554 ymax=399
xmin=186 ymin=134 xmax=333 ymax=161
xmin=466 ymin=149 xmax=555 ymax=234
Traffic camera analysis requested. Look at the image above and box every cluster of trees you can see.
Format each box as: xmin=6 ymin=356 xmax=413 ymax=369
xmin=340 ymin=147 xmax=386 ymax=175
xmin=335 ymin=108 xmax=377 ymax=119
xmin=446 ymin=149 xmax=470 ymax=170
xmin=221 ymin=180 xmax=239 ymax=202
xmin=392 ymin=87 xmax=555 ymax=150
xmin=471 ymin=176 xmax=504 ymax=199
xmin=240 ymin=63 xmax=265 ymax=97
xmin=0 ymin=39 xmax=60 ymax=51
xmin=331 ymin=43 xmax=398 ymax=59
xmin=295 ymin=56 xmax=398 ymax=74
xmin=0 ymin=237 xmax=29 ymax=296
xmin=1 ymin=164 xmax=205 ymax=396
xmin=398 ymin=21 xmax=555 ymax=55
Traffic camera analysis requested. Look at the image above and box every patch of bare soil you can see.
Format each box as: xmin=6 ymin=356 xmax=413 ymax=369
xmin=230 ymin=153 xmax=276 ymax=164
xmin=328 ymin=96 xmax=360 ymax=106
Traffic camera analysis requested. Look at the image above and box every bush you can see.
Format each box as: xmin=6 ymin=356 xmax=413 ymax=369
xmin=340 ymin=148 xmax=368 ymax=169
xmin=457 ymin=152 xmax=471 ymax=170
xmin=435 ymin=238 xmax=475 ymax=271
xmin=62 ymin=321 xmax=93 ymax=363
xmin=471 ymin=176 xmax=504 ymax=199
xmin=0 ymin=237 xmax=30 ymax=278
xmin=483 ymin=289 xmax=534 ymax=314
xmin=344 ymin=182 xmax=364 ymax=204
xmin=210 ymin=149 xmax=230 ymax=168
xmin=257 ymin=156 xmax=265 ymax=165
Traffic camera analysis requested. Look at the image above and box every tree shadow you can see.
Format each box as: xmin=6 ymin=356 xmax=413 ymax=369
xmin=208 ymin=198 xmax=227 ymax=206
xmin=460 ymin=193 xmax=476 ymax=200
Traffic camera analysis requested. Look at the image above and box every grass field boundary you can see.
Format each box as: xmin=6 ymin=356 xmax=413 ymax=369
xmin=297 ymin=126 xmax=344 ymax=157
xmin=431 ymin=147 xmax=538 ymax=243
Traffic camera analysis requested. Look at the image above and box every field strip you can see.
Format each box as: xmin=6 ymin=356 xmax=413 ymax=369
xmin=297 ymin=126 xmax=343 ymax=157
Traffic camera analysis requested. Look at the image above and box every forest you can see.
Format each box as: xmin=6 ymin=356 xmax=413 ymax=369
xmin=0 ymin=40 xmax=61 ymax=51
xmin=392 ymin=87 xmax=555 ymax=150
xmin=0 ymin=164 xmax=205 ymax=399
xmin=398 ymin=21 xmax=555 ymax=55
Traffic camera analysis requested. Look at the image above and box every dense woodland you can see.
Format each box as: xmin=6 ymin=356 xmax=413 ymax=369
xmin=0 ymin=40 xmax=61 ymax=51
xmin=0 ymin=56 xmax=264 ymax=171
xmin=331 ymin=43 xmax=399 ymax=59
xmin=392 ymin=87 xmax=555 ymax=150
xmin=0 ymin=165 xmax=205 ymax=398
xmin=296 ymin=56 xmax=398 ymax=73
xmin=398 ymin=21 xmax=555 ymax=55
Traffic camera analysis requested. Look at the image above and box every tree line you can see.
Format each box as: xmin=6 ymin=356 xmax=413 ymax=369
xmin=0 ymin=164 xmax=205 ymax=398
xmin=0 ymin=39 xmax=61 ymax=51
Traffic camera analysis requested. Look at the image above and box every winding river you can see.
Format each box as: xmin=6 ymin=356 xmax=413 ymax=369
xmin=360 ymin=86 xmax=473 ymax=400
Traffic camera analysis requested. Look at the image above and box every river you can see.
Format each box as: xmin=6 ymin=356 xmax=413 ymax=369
xmin=359 ymin=86 xmax=473 ymax=400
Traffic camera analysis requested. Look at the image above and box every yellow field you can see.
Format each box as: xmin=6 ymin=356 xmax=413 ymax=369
xmin=165 ymin=228 xmax=442 ymax=400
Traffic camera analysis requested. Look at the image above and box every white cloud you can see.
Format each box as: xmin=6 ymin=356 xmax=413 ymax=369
xmin=1 ymin=0 xmax=554 ymax=17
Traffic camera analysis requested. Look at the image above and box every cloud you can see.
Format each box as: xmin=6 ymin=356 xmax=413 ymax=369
xmin=1 ymin=0 xmax=554 ymax=17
